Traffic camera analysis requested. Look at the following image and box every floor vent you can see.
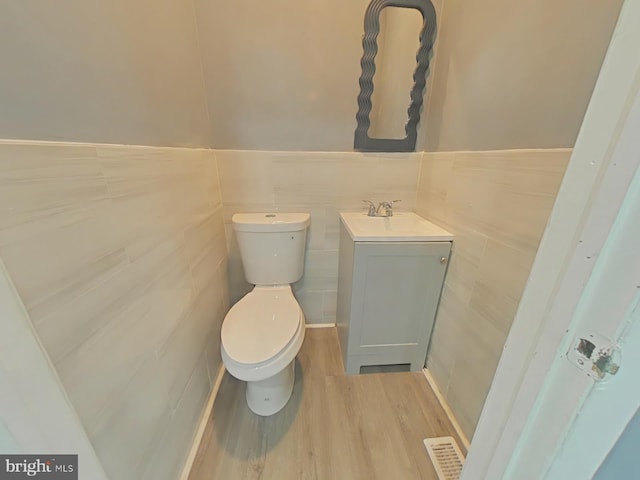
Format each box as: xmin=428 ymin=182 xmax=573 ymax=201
xmin=423 ymin=436 xmax=465 ymax=480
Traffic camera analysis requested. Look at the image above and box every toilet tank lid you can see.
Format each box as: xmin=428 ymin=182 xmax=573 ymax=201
xmin=232 ymin=213 xmax=310 ymax=232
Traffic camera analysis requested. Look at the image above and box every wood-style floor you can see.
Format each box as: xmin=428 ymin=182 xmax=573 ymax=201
xmin=189 ymin=328 xmax=465 ymax=480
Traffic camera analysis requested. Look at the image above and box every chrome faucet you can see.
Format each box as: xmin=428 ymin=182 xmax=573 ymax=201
xmin=362 ymin=199 xmax=401 ymax=217
xmin=376 ymin=199 xmax=401 ymax=217
xmin=362 ymin=200 xmax=377 ymax=217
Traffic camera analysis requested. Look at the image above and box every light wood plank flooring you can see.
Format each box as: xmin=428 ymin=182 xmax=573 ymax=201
xmin=189 ymin=328 xmax=465 ymax=480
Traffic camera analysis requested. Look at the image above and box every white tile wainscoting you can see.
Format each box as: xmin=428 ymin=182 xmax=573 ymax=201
xmin=416 ymin=149 xmax=571 ymax=438
xmin=0 ymin=140 xmax=229 ymax=480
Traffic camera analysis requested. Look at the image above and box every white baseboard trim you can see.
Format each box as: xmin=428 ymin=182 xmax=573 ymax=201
xmin=423 ymin=368 xmax=470 ymax=451
xmin=179 ymin=364 xmax=226 ymax=480
xmin=305 ymin=323 xmax=335 ymax=329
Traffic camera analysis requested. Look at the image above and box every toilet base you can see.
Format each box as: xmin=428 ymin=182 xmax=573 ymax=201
xmin=245 ymin=361 xmax=295 ymax=416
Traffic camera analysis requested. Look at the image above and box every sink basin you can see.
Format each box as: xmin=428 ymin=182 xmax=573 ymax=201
xmin=340 ymin=212 xmax=453 ymax=242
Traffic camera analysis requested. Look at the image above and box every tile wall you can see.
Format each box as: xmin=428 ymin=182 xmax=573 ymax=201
xmin=215 ymin=150 xmax=422 ymax=324
xmin=0 ymin=141 xmax=228 ymax=480
xmin=416 ymin=148 xmax=571 ymax=438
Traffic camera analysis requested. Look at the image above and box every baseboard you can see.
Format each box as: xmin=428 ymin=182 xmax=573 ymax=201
xmin=305 ymin=322 xmax=335 ymax=329
xmin=179 ymin=365 xmax=226 ymax=480
xmin=422 ymin=368 xmax=471 ymax=451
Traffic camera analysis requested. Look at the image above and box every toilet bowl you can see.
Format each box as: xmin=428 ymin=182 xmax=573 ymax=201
xmin=221 ymin=285 xmax=306 ymax=415
xmin=220 ymin=212 xmax=310 ymax=416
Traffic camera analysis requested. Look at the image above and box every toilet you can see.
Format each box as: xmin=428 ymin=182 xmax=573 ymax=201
xmin=220 ymin=212 xmax=310 ymax=416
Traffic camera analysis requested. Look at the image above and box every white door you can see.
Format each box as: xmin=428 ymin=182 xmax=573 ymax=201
xmin=509 ymin=147 xmax=640 ymax=479
xmin=546 ymin=285 xmax=640 ymax=478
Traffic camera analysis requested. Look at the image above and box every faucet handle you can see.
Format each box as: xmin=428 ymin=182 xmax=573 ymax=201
xmin=379 ymin=199 xmax=402 ymax=206
xmin=377 ymin=199 xmax=401 ymax=217
xmin=362 ymin=200 xmax=377 ymax=217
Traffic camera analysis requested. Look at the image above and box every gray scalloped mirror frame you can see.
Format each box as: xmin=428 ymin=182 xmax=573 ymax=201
xmin=354 ymin=0 xmax=437 ymax=152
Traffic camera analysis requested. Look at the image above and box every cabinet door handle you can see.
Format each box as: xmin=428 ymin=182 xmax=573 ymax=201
xmin=440 ymin=257 xmax=448 ymax=264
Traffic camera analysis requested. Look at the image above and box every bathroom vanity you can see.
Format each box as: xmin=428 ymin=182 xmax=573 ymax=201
xmin=336 ymin=212 xmax=453 ymax=374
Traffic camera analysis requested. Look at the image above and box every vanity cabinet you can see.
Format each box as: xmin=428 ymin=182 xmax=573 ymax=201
xmin=336 ymin=222 xmax=451 ymax=374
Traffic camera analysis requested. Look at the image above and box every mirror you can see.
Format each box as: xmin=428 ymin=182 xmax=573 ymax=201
xmin=369 ymin=8 xmax=424 ymax=140
xmin=354 ymin=0 xmax=437 ymax=152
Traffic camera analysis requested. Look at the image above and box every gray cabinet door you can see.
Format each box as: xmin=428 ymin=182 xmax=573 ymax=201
xmin=343 ymin=241 xmax=450 ymax=374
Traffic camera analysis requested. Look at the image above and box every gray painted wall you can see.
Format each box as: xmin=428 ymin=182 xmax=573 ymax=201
xmin=423 ymin=0 xmax=624 ymax=151
xmin=194 ymin=0 xmax=369 ymax=151
xmin=0 ymin=1 xmax=210 ymax=147
xmin=0 ymin=0 xmax=624 ymax=151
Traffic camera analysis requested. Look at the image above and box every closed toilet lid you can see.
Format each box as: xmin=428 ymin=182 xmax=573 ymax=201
xmin=222 ymin=286 xmax=301 ymax=365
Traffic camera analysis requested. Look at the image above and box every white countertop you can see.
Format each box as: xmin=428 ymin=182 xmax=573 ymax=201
xmin=340 ymin=212 xmax=454 ymax=242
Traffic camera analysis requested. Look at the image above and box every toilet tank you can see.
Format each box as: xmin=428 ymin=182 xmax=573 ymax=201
xmin=232 ymin=213 xmax=311 ymax=285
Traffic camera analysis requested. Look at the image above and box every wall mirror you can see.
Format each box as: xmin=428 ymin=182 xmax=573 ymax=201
xmin=354 ymin=0 xmax=437 ymax=152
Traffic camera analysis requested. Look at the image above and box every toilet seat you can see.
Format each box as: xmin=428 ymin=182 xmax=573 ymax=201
xmin=221 ymin=285 xmax=301 ymax=366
